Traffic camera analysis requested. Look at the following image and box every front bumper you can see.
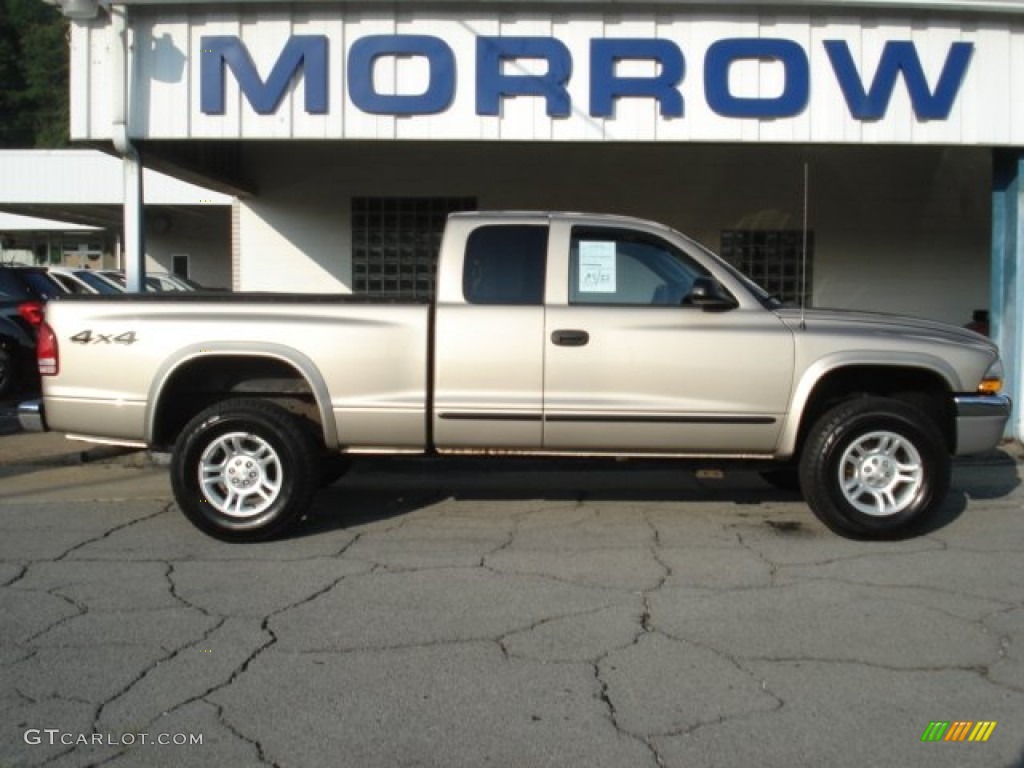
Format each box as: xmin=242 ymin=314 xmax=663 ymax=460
xmin=17 ymin=399 xmax=46 ymax=433
xmin=953 ymin=394 xmax=1011 ymax=455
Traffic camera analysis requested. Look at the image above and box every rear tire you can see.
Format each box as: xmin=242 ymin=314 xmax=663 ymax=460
xmin=799 ymin=397 xmax=950 ymax=539
xmin=171 ymin=398 xmax=320 ymax=542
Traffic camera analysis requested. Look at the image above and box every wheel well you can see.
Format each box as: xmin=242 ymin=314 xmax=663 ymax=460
xmin=797 ymin=366 xmax=955 ymax=454
xmin=152 ymin=356 xmax=324 ymax=450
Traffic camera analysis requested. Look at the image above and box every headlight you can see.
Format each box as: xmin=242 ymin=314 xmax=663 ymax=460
xmin=978 ymin=359 xmax=1004 ymax=395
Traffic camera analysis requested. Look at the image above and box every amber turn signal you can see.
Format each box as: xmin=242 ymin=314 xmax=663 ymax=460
xmin=977 ymin=360 xmax=1004 ymax=394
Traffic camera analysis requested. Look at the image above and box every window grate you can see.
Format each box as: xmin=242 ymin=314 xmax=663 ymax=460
xmin=352 ymin=197 xmax=476 ymax=299
xmin=720 ymin=229 xmax=813 ymax=307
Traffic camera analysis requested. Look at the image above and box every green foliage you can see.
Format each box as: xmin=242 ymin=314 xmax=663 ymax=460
xmin=0 ymin=0 xmax=69 ymax=147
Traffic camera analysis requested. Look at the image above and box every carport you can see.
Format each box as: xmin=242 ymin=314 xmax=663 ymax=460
xmin=0 ymin=149 xmax=232 ymax=287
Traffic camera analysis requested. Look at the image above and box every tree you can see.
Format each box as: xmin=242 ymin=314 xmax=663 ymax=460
xmin=0 ymin=0 xmax=69 ymax=147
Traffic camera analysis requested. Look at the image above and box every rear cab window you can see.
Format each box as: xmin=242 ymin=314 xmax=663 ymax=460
xmin=463 ymin=225 xmax=548 ymax=305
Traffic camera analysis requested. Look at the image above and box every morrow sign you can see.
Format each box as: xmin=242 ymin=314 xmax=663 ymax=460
xmin=200 ymin=34 xmax=974 ymax=122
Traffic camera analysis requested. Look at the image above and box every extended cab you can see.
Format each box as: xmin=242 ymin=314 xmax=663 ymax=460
xmin=20 ymin=212 xmax=1011 ymax=541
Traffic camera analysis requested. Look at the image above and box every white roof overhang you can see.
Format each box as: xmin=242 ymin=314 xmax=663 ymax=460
xmin=44 ymin=0 xmax=1024 ymax=15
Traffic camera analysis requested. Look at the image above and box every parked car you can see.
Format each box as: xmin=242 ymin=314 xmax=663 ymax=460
xmin=147 ymin=272 xmax=196 ymax=292
xmin=0 ymin=266 xmax=66 ymax=398
xmin=47 ymin=267 xmax=125 ymax=295
xmin=97 ymin=270 xmax=199 ymax=292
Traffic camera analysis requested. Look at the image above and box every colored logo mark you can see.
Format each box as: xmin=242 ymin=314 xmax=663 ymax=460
xmin=921 ymin=721 xmax=997 ymax=743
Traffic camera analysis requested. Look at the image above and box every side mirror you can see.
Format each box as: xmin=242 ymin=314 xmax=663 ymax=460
xmin=688 ymin=276 xmax=739 ymax=311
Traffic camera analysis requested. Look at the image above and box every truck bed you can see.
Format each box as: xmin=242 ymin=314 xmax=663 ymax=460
xmin=42 ymin=293 xmax=432 ymax=450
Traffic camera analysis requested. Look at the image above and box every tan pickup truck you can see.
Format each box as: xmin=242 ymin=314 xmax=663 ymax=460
xmin=19 ymin=212 xmax=1010 ymax=541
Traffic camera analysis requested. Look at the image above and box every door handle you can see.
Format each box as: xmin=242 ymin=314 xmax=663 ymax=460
xmin=551 ymin=329 xmax=590 ymax=347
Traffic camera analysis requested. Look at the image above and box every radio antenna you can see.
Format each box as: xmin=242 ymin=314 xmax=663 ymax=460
xmin=800 ymin=160 xmax=809 ymax=331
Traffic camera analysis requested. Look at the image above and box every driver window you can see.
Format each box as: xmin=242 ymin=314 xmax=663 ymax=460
xmin=569 ymin=227 xmax=709 ymax=306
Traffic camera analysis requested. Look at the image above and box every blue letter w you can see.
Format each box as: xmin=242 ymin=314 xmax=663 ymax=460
xmin=824 ymin=40 xmax=973 ymax=121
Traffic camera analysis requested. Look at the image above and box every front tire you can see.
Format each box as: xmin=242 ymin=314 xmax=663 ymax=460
xmin=799 ymin=397 xmax=950 ymax=539
xmin=171 ymin=399 xmax=320 ymax=542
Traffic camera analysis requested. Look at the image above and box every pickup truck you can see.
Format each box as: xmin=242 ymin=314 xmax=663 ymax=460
xmin=18 ymin=212 xmax=1011 ymax=542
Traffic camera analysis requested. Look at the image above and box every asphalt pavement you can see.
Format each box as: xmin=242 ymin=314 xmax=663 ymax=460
xmin=1 ymin=401 xmax=1023 ymax=768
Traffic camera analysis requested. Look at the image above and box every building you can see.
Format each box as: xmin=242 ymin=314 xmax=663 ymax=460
xmin=0 ymin=150 xmax=232 ymax=287
xmin=43 ymin=0 xmax=1024 ymax=435
xmin=0 ymin=210 xmax=103 ymax=267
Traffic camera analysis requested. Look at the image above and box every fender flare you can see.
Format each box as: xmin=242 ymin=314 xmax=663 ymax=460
xmin=776 ymin=350 xmax=959 ymax=458
xmin=145 ymin=341 xmax=337 ymax=448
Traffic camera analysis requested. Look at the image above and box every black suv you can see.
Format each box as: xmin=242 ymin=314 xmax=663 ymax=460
xmin=0 ymin=266 xmax=65 ymax=398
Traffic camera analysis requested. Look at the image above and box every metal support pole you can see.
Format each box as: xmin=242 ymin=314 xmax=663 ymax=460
xmin=991 ymin=150 xmax=1024 ymax=440
xmin=110 ymin=4 xmax=145 ymax=293
xmin=121 ymin=150 xmax=144 ymax=292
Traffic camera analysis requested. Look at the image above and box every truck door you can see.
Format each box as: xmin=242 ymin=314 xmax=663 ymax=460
xmin=432 ymin=220 xmax=549 ymax=450
xmin=542 ymin=222 xmax=794 ymax=455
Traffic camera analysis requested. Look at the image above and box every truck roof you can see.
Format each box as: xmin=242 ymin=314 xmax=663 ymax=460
xmin=447 ymin=210 xmax=677 ymax=232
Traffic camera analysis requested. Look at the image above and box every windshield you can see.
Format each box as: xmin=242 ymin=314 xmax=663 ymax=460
xmin=675 ymin=232 xmax=784 ymax=310
xmin=715 ymin=257 xmax=785 ymax=309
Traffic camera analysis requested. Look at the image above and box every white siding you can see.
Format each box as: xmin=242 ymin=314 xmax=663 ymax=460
xmin=236 ymin=184 xmax=352 ymax=292
xmin=0 ymin=150 xmax=232 ymax=205
xmin=72 ymin=7 xmax=1024 ymax=145
xmin=145 ymin=214 xmax=231 ymax=289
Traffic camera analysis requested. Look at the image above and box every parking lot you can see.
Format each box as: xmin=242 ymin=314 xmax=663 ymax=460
xmin=1 ymin=409 xmax=1022 ymax=768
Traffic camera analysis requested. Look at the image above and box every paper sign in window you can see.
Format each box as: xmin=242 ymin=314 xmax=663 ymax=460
xmin=578 ymin=241 xmax=616 ymax=293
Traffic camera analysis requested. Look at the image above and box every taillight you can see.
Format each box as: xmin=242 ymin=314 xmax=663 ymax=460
xmin=18 ymin=301 xmax=44 ymax=327
xmin=38 ymin=321 xmax=58 ymax=376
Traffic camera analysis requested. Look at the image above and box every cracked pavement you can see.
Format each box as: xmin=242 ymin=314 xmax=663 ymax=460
xmin=1 ymin=428 xmax=1023 ymax=767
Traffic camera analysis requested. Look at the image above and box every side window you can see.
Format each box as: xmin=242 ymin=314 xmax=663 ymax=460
xmin=570 ymin=227 xmax=709 ymax=306
xmin=463 ymin=225 xmax=547 ymax=305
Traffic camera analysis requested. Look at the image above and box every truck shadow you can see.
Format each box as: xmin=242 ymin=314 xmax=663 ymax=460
xmin=298 ymin=451 xmax=1021 ymax=539
xmin=926 ymin=448 xmax=1023 ymax=536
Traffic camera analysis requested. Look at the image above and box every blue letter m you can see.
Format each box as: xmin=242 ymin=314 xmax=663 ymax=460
xmin=824 ymin=40 xmax=973 ymax=121
xmin=201 ymin=35 xmax=328 ymax=115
